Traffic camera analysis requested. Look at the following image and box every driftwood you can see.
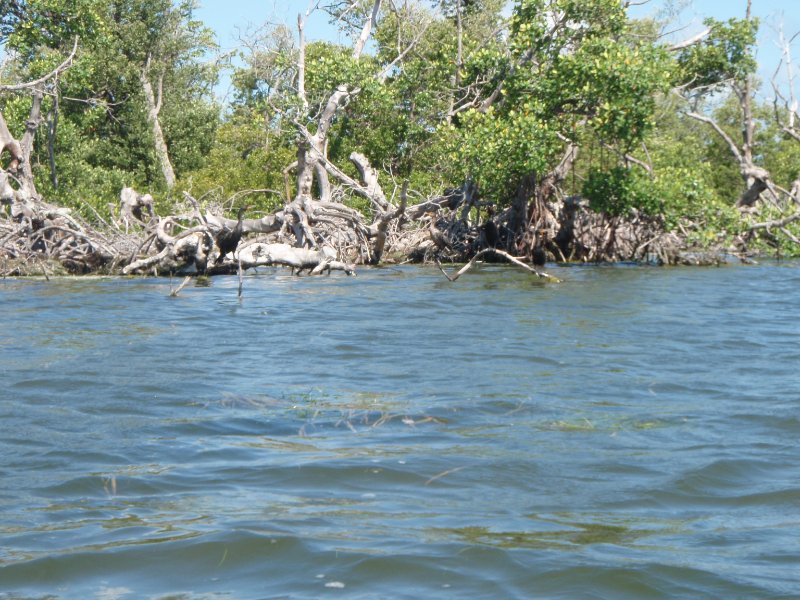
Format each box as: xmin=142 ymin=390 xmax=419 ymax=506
xmin=2 ymin=179 xmax=768 ymax=278
xmin=0 ymin=181 xmax=356 ymax=277
xmin=4 ymin=167 xmax=767 ymax=279
xmin=0 ymin=190 xmax=132 ymax=275
xmin=237 ymin=242 xmax=354 ymax=274
xmin=115 ymin=186 xmax=360 ymax=276
xmin=436 ymin=249 xmax=560 ymax=282
xmin=118 ymin=187 xmax=156 ymax=231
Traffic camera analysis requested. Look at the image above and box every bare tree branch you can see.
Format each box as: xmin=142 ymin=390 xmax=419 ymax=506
xmin=353 ymin=0 xmax=382 ymax=60
xmin=687 ymin=111 xmax=743 ymax=163
xmin=669 ymin=28 xmax=711 ymax=52
xmin=436 ymin=249 xmax=560 ymax=282
xmin=297 ymin=14 xmax=309 ymax=112
xmin=750 ymin=210 xmax=800 ymax=230
xmin=0 ymin=37 xmax=79 ymax=92
xmin=376 ymin=17 xmax=431 ymax=82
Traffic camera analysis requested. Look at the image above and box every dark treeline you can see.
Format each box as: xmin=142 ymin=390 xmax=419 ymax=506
xmin=2 ymin=0 xmax=800 ymax=275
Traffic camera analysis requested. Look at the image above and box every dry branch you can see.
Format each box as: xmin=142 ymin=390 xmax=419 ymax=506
xmin=0 ymin=37 xmax=79 ymax=92
xmin=750 ymin=210 xmax=800 ymax=231
xmin=435 ymin=249 xmax=560 ymax=282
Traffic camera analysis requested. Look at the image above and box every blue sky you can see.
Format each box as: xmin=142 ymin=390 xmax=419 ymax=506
xmin=195 ymin=0 xmax=800 ymax=98
xmin=631 ymin=0 xmax=800 ymax=78
xmin=194 ymin=1 xmax=343 ymax=99
xmin=196 ymin=1 xmax=800 ymax=47
xmin=196 ymin=1 xmax=342 ymax=52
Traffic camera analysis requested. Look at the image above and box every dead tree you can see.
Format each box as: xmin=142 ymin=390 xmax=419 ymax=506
xmin=141 ymin=54 xmax=177 ymax=190
xmin=257 ymin=0 xmax=419 ymax=264
xmin=114 ymin=2 xmax=407 ymax=277
xmin=772 ymin=25 xmax=800 ymax=203
xmin=0 ymin=38 xmax=77 ymax=208
xmin=684 ymin=1 xmax=777 ymax=210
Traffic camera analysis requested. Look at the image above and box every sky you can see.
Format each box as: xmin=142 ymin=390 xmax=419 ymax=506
xmin=195 ymin=0 xmax=343 ymax=53
xmin=631 ymin=0 xmax=800 ymax=85
xmin=194 ymin=1 xmax=343 ymax=100
xmin=194 ymin=0 xmax=800 ymax=99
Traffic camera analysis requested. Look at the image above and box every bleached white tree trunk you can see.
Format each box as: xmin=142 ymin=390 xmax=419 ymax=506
xmin=141 ymin=56 xmax=177 ymax=190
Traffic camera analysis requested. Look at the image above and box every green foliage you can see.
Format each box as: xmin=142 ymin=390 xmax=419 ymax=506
xmin=510 ymin=0 xmax=627 ymax=60
xmin=443 ymin=107 xmax=560 ymax=197
xmin=650 ymin=165 xmax=740 ymax=236
xmin=572 ymin=83 xmax=747 ymax=244
xmin=229 ymin=24 xmax=295 ymax=110
xmin=177 ymin=119 xmax=294 ymax=213
xmin=439 ymin=0 xmax=672 ymax=209
xmin=581 ymin=161 xmax=741 ymax=245
xmin=304 ymin=42 xmax=375 ymax=102
xmin=676 ymin=17 xmax=758 ymax=89
xmin=552 ymin=39 xmax=671 ymax=143
xmin=305 ymin=42 xmax=408 ymax=171
xmin=161 ymin=96 xmax=219 ymax=174
xmin=583 ymin=166 xmax=657 ymax=217
xmin=1 ymin=0 xmax=219 ymax=214
xmin=748 ymin=203 xmax=800 ymax=255
xmin=0 ymin=0 xmax=24 ymax=44
xmin=4 ymin=0 xmax=107 ymax=54
xmin=765 ymin=129 xmax=800 ymax=191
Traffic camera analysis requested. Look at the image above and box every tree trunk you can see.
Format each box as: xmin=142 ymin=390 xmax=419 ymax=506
xmin=292 ymin=1 xmax=381 ymax=208
xmin=47 ymin=91 xmax=59 ymax=189
xmin=510 ymin=174 xmax=533 ymax=241
xmin=0 ymin=40 xmax=77 ymax=208
xmin=140 ymin=65 xmax=177 ymax=190
xmin=446 ymin=0 xmax=463 ymax=124
xmin=15 ymin=86 xmax=45 ymax=201
xmin=0 ymin=111 xmax=24 ymax=173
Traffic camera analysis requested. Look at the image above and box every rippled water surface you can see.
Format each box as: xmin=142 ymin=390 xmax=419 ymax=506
xmin=1 ymin=263 xmax=799 ymax=599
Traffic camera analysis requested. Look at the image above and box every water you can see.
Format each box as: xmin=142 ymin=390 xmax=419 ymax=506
xmin=1 ymin=263 xmax=799 ymax=599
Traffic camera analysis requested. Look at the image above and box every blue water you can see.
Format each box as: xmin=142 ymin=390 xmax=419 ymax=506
xmin=1 ymin=263 xmax=799 ymax=599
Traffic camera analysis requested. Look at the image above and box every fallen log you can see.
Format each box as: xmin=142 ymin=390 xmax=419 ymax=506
xmin=236 ymin=242 xmax=355 ymax=275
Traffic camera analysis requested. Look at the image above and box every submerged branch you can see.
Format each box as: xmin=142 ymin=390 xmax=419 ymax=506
xmin=436 ymin=249 xmax=560 ymax=282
